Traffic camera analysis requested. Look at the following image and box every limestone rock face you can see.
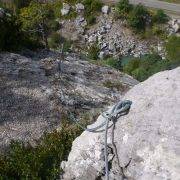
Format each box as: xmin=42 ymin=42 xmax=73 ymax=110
xmin=102 ymin=5 xmax=110 ymax=14
xmin=75 ymin=3 xmax=84 ymax=13
xmin=172 ymin=19 xmax=180 ymax=33
xmin=0 ymin=51 xmax=138 ymax=149
xmin=61 ymin=3 xmax=70 ymax=16
xmin=61 ymin=67 xmax=180 ymax=180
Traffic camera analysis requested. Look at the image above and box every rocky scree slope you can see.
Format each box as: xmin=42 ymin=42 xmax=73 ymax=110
xmin=0 ymin=52 xmax=138 ymax=149
xmin=61 ymin=67 xmax=180 ymax=180
xmin=59 ymin=3 xmax=180 ymax=59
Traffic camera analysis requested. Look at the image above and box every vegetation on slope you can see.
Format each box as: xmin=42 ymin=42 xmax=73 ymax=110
xmin=116 ymin=0 xmax=169 ymax=35
xmin=0 ymin=113 xmax=94 ymax=179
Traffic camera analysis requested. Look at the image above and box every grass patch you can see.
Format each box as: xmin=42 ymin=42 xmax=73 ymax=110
xmin=90 ymin=57 xmax=122 ymax=70
xmin=122 ymin=53 xmax=179 ymax=82
xmin=87 ymin=44 xmax=100 ymax=60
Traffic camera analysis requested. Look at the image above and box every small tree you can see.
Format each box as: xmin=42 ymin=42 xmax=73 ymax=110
xmin=116 ymin=0 xmax=133 ymax=18
xmin=153 ymin=9 xmax=169 ymax=24
xmin=128 ymin=4 xmax=150 ymax=31
xmin=0 ymin=11 xmax=21 ymax=51
xmin=19 ymin=2 xmax=55 ymax=48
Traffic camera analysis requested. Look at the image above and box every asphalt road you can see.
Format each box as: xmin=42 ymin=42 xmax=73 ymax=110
xmin=103 ymin=0 xmax=180 ymax=16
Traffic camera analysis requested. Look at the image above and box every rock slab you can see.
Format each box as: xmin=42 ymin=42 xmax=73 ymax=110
xmin=62 ymin=67 xmax=180 ymax=180
xmin=0 ymin=52 xmax=138 ymax=149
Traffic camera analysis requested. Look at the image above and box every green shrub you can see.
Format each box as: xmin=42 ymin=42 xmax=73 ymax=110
xmin=0 ymin=12 xmax=22 ymax=51
xmin=19 ymin=1 xmax=56 ymax=48
xmin=83 ymin=0 xmax=103 ymax=14
xmin=64 ymin=0 xmax=80 ymax=4
xmin=152 ymin=24 xmax=167 ymax=38
xmin=152 ymin=9 xmax=169 ymax=24
xmin=48 ymin=32 xmax=63 ymax=49
xmin=52 ymin=1 xmax=63 ymax=18
xmin=102 ymin=57 xmax=122 ymax=70
xmin=131 ymin=67 xmax=148 ymax=81
xmin=88 ymin=44 xmax=100 ymax=60
xmin=166 ymin=35 xmax=180 ymax=63
xmin=63 ymin=39 xmax=72 ymax=52
xmin=0 ymin=116 xmax=83 ymax=179
xmin=64 ymin=10 xmax=78 ymax=20
xmin=116 ymin=0 xmax=133 ymax=18
xmin=123 ymin=53 xmax=171 ymax=81
xmin=128 ymin=4 xmax=150 ymax=32
xmin=48 ymin=33 xmax=72 ymax=51
xmin=86 ymin=15 xmax=96 ymax=25
xmin=48 ymin=20 xmax=60 ymax=31
xmin=123 ymin=58 xmax=141 ymax=74
xmin=84 ymin=0 xmax=101 ymax=26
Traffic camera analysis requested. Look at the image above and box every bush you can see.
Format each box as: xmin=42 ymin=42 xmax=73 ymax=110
xmin=166 ymin=35 xmax=180 ymax=63
xmin=152 ymin=9 xmax=169 ymax=24
xmin=0 ymin=12 xmax=22 ymax=51
xmin=19 ymin=1 xmax=56 ymax=48
xmin=116 ymin=0 xmax=133 ymax=18
xmin=48 ymin=32 xmax=63 ymax=49
xmin=48 ymin=20 xmax=60 ymax=31
xmin=83 ymin=0 xmax=103 ymax=16
xmin=88 ymin=44 xmax=100 ymax=60
xmin=48 ymin=33 xmax=72 ymax=52
xmin=128 ymin=4 xmax=150 ymax=32
xmin=86 ymin=15 xmax=96 ymax=25
xmin=52 ymin=1 xmax=63 ymax=18
xmin=123 ymin=58 xmax=141 ymax=74
xmin=152 ymin=24 xmax=167 ymax=37
xmin=123 ymin=53 xmax=170 ymax=81
xmin=0 ymin=116 xmax=83 ymax=179
xmin=63 ymin=39 xmax=72 ymax=52
xmin=102 ymin=57 xmax=122 ymax=70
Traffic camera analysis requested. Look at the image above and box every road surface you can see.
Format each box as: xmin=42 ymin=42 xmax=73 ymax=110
xmin=103 ymin=0 xmax=180 ymax=16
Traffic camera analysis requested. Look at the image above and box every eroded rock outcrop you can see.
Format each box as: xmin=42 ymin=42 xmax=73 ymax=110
xmin=61 ymin=67 xmax=180 ymax=180
xmin=0 ymin=52 xmax=138 ymax=149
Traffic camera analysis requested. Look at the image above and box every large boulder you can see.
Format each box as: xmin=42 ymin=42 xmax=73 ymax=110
xmin=61 ymin=67 xmax=180 ymax=180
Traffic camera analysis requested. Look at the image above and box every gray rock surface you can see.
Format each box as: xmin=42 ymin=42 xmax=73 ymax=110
xmin=0 ymin=52 xmax=138 ymax=149
xmin=172 ymin=19 xmax=180 ymax=33
xmin=61 ymin=3 xmax=70 ymax=16
xmin=76 ymin=3 xmax=84 ymax=13
xmin=168 ymin=19 xmax=180 ymax=35
xmin=61 ymin=67 xmax=180 ymax=180
xmin=60 ymin=10 xmax=165 ymax=58
xmin=102 ymin=5 xmax=110 ymax=14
